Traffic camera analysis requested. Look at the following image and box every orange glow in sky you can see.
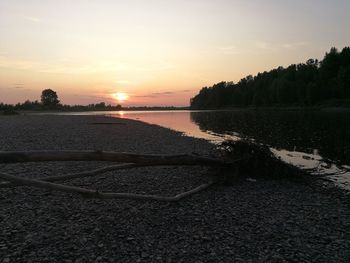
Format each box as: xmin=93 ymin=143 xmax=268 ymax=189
xmin=0 ymin=1 xmax=349 ymax=106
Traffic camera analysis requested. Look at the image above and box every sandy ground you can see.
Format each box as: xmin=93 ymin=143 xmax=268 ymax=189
xmin=0 ymin=115 xmax=349 ymax=263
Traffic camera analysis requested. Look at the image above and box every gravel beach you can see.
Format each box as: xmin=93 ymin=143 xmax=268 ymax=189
xmin=0 ymin=115 xmax=349 ymax=263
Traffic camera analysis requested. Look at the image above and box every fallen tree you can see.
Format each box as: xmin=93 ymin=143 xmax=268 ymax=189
xmin=0 ymin=163 xmax=143 ymax=188
xmin=0 ymin=150 xmax=231 ymax=165
xmin=0 ymin=171 xmax=215 ymax=202
xmin=0 ymin=141 xmax=315 ymax=202
xmin=0 ymin=150 xmax=239 ymax=202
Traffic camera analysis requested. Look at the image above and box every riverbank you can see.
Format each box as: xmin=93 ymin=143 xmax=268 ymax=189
xmin=2 ymin=102 xmax=350 ymax=117
xmin=190 ymin=104 xmax=350 ymax=112
xmin=0 ymin=115 xmax=349 ymax=262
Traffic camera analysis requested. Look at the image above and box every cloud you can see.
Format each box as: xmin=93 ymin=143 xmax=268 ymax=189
xmin=135 ymin=95 xmax=156 ymax=98
xmin=255 ymin=41 xmax=275 ymax=51
xmin=134 ymin=92 xmax=173 ymax=99
xmin=0 ymin=56 xmax=38 ymax=70
xmin=23 ymin=16 xmax=41 ymax=23
xmin=152 ymin=91 xmax=174 ymax=95
xmin=13 ymin=83 xmax=25 ymax=89
xmin=0 ymin=55 xmax=174 ymax=76
xmin=71 ymin=94 xmax=115 ymax=104
xmin=38 ymin=62 xmax=129 ymax=74
xmin=136 ymin=90 xmax=191 ymax=98
xmin=218 ymin=46 xmax=240 ymax=55
xmin=255 ymin=41 xmax=309 ymax=51
xmin=281 ymin=42 xmax=309 ymax=50
xmin=1 ymin=85 xmax=31 ymax=91
xmin=0 ymin=55 xmax=129 ymax=74
xmin=115 ymin=80 xmax=135 ymax=85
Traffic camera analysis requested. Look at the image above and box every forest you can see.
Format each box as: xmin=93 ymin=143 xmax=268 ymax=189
xmin=190 ymin=47 xmax=350 ymax=109
xmin=0 ymin=89 xmax=122 ymax=113
xmin=0 ymin=88 xmax=187 ymax=113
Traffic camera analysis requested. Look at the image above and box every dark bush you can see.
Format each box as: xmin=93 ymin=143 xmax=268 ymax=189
xmin=219 ymin=140 xmax=305 ymax=181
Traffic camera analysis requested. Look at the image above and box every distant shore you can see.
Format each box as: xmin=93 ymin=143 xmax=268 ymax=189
xmin=3 ymin=103 xmax=350 ymax=116
xmin=0 ymin=115 xmax=349 ymax=262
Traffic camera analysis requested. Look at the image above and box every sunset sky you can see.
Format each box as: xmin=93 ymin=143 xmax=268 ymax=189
xmin=1 ymin=0 xmax=349 ymax=106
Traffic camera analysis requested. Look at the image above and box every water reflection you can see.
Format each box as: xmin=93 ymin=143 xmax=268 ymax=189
xmin=113 ymin=111 xmax=219 ymax=140
xmin=37 ymin=110 xmax=350 ymax=189
xmin=190 ymin=110 xmax=350 ymax=165
xmin=189 ymin=110 xmax=350 ymax=189
xmin=110 ymin=110 xmax=350 ymax=189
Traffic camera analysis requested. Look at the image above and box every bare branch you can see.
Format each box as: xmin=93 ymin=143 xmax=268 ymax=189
xmin=0 ymin=172 xmax=214 ymax=202
xmin=0 ymin=163 xmax=145 ymax=188
xmin=0 ymin=150 xmax=230 ymax=166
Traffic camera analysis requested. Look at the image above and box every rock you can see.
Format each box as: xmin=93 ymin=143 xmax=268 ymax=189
xmin=246 ymin=178 xmax=257 ymax=182
xmin=0 ymin=115 xmax=349 ymax=263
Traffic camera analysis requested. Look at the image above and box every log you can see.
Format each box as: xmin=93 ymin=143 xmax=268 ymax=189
xmin=0 ymin=163 xmax=146 ymax=188
xmin=0 ymin=151 xmax=231 ymax=166
xmin=89 ymin=122 xmax=126 ymax=125
xmin=0 ymin=150 xmax=238 ymax=201
xmin=0 ymin=172 xmax=214 ymax=202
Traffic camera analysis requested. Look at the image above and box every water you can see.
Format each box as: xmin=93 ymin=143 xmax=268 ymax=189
xmin=38 ymin=110 xmax=350 ymax=189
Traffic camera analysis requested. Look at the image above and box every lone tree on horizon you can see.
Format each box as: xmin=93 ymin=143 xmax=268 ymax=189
xmin=41 ymin=89 xmax=60 ymax=107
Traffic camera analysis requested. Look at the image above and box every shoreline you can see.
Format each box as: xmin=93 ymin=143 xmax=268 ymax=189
xmin=0 ymin=115 xmax=349 ymax=262
xmin=2 ymin=104 xmax=350 ymax=116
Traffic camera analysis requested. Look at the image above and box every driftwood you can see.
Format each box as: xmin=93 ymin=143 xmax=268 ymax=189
xmin=0 ymin=150 xmax=234 ymax=202
xmin=89 ymin=122 xmax=126 ymax=125
xmin=0 ymin=172 xmax=215 ymax=202
xmin=0 ymin=150 xmax=229 ymax=166
xmin=0 ymin=163 xmax=147 ymax=188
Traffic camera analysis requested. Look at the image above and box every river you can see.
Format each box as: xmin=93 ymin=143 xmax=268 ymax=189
xmin=40 ymin=109 xmax=350 ymax=189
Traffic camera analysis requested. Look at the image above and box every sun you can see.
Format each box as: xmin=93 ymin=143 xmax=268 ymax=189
xmin=113 ymin=92 xmax=129 ymax=102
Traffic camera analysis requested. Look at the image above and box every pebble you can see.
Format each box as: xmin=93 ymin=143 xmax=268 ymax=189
xmin=0 ymin=115 xmax=349 ymax=262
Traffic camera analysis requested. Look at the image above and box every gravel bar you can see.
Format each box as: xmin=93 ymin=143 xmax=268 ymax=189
xmin=0 ymin=115 xmax=349 ymax=263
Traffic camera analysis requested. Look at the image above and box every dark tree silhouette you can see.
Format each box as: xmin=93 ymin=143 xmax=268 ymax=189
xmin=190 ymin=47 xmax=350 ymax=109
xmin=41 ymin=89 xmax=60 ymax=107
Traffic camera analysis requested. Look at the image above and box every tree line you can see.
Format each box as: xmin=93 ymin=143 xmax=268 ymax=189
xmin=190 ymin=47 xmax=350 ymax=109
xmin=0 ymin=89 xmax=188 ymax=114
xmin=0 ymin=89 xmax=122 ymax=113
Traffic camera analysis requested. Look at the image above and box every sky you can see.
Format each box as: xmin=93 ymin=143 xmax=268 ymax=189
xmin=0 ymin=0 xmax=349 ymax=106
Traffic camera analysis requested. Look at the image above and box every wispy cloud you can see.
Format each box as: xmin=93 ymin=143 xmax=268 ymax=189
xmin=135 ymin=90 xmax=191 ymax=99
xmin=0 ymin=56 xmax=129 ymax=74
xmin=0 ymin=56 xmax=38 ymax=70
xmin=0 ymin=55 xmax=173 ymax=75
xmin=218 ymin=46 xmax=240 ymax=55
xmin=23 ymin=16 xmax=41 ymax=23
xmin=281 ymin=42 xmax=309 ymax=50
xmin=152 ymin=91 xmax=174 ymax=95
xmin=72 ymin=94 xmax=115 ymax=104
xmin=255 ymin=41 xmax=276 ymax=51
xmin=38 ymin=62 xmax=129 ymax=74
xmin=13 ymin=83 xmax=25 ymax=89
xmin=2 ymin=85 xmax=32 ymax=91
xmin=115 ymin=80 xmax=135 ymax=85
xmin=135 ymin=95 xmax=156 ymax=98
xmin=255 ymin=41 xmax=309 ymax=51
